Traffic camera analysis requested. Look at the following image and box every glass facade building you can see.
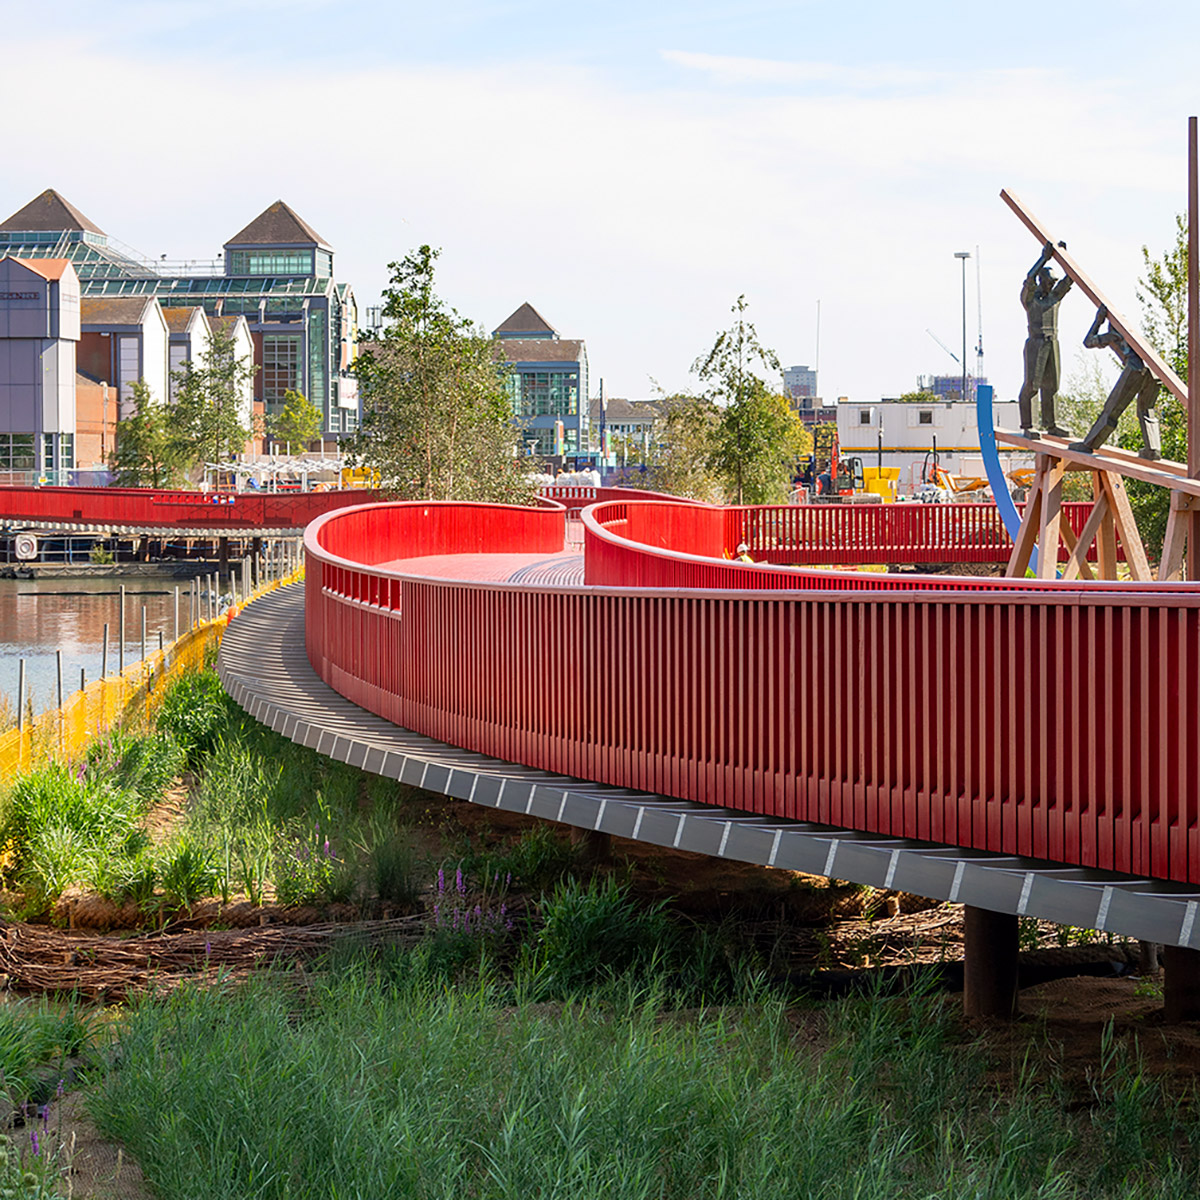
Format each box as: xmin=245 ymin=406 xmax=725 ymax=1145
xmin=492 ymin=303 xmax=588 ymax=465
xmin=0 ymin=193 xmax=358 ymax=442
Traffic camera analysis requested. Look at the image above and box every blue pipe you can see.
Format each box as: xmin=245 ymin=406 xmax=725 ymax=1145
xmin=975 ymin=383 xmax=1037 ymax=575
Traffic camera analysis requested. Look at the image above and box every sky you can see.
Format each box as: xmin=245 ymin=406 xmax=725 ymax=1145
xmin=1 ymin=0 xmax=1198 ymax=404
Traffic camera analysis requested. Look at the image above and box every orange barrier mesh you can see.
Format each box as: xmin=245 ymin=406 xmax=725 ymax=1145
xmin=0 ymin=568 xmax=302 ymax=781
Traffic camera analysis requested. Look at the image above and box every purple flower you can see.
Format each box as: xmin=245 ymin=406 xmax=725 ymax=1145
xmin=456 ymin=867 xmax=465 ymax=895
xmin=56 ymin=1079 xmax=64 ymax=1099
xmin=205 ymin=941 xmax=211 ymax=958
xmin=30 ymin=1130 xmax=38 ymax=1156
xmin=324 ymin=839 xmax=332 ymax=859
xmin=436 ymin=868 xmax=445 ymax=894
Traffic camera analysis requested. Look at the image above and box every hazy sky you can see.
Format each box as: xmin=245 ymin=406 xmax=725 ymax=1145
xmin=2 ymin=0 xmax=1196 ymax=402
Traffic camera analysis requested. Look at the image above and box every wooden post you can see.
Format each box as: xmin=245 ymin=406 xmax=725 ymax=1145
xmin=1188 ymin=116 xmax=1200 ymax=579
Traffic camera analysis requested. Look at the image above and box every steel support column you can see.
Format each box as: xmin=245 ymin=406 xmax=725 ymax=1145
xmin=963 ymin=906 xmax=1019 ymax=1019
xmin=1164 ymin=944 xmax=1200 ymax=1022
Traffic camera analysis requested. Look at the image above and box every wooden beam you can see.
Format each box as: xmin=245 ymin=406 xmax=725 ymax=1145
xmin=1188 ymin=116 xmax=1200 ymax=578
xmin=995 ymin=429 xmax=1200 ymax=499
xmin=1101 ymin=471 xmax=1152 ymax=581
xmin=1160 ymin=493 xmax=1190 ymax=582
xmin=1036 ymin=459 xmax=1069 ymax=579
xmin=1006 ymin=455 xmax=1047 ymax=577
xmin=1094 ymin=472 xmax=1118 ymax=580
xmin=1001 ymin=189 xmax=1187 ymax=405
xmin=1060 ymin=501 xmax=1103 ymax=581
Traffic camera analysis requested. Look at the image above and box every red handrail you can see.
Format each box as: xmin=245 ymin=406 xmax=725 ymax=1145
xmin=0 ymin=485 xmax=375 ymax=529
xmin=306 ymin=499 xmax=1200 ymax=886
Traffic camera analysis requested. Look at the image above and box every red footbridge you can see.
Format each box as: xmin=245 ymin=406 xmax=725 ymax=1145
xmin=216 ymin=488 xmax=1200 ymax=1015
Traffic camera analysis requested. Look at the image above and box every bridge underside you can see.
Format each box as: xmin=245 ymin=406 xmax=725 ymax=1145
xmin=218 ymin=584 xmax=1200 ymax=956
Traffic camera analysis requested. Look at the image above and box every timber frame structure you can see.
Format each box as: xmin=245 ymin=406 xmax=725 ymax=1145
xmin=998 ymin=151 xmax=1200 ymax=581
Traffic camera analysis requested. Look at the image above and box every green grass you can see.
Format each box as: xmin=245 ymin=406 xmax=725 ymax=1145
xmin=85 ymin=955 xmax=1200 ymax=1200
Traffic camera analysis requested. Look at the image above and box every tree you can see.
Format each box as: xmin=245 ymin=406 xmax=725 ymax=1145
xmin=1118 ymin=216 xmax=1190 ymax=557
xmin=711 ymin=385 xmax=811 ymax=504
xmin=109 ymin=380 xmax=185 ymax=487
xmin=172 ymin=325 xmax=258 ymax=470
xmin=693 ymin=296 xmax=810 ymax=503
xmin=268 ymin=389 xmax=323 ymax=454
xmin=896 ymin=390 xmax=936 ymax=403
xmin=351 ymin=245 xmax=534 ymax=503
xmin=633 ymin=393 xmax=723 ymax=501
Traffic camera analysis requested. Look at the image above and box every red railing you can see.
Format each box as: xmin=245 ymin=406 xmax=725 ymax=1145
xmin=0 ymin=486 xmax=375 ymax=530
xmin=539 ymin=485 xmax=696 ymax=520
xmin=583 ymin=501 xmax=1142 ymax=591
xmin=306 ymin=499 xmax=1200 ymax=885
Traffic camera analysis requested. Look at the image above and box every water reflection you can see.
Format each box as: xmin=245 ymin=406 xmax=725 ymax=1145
xmin=0 ymin=579 xmax=192 ymax=717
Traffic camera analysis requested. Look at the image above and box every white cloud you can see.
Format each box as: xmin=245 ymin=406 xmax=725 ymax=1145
xmin=0 ymin=36 xmax=1188 ymax=405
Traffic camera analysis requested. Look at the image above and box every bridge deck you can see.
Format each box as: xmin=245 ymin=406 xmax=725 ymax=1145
xmin=378 ymin=551 xmax=584 ymax=586
xmin=219 ymin=584 xmax=1200 ymax=950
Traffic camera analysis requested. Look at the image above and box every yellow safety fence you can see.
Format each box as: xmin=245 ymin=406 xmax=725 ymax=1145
xmin=0 ymin=567 xmax=303 ymax=782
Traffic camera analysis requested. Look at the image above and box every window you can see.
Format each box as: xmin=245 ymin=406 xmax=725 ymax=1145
xmin=308 ymin=309 xmax=327 ymax=406
xmin=517 ymin=371 xmax=578 ymax=417
xmin=228 ymin=250 xmax=314 ymax=277
xmin=918 ymin=410 xmax=933 ymax=425
xmin=0 ymin=434 xmax=35 ymax=471
xmin=859 ymin=409 xmax=872 ymax=424
xmin=262 ymin=335 xmax=301 ymax=403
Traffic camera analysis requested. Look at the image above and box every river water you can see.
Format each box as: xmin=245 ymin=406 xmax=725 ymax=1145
xmin=0 ymin=578 xmax=189 ymax=719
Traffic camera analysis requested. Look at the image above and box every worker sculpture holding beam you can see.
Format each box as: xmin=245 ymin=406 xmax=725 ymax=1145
xmin=1018 ymin=241 xmax=1073 ymax=437
xmin=1069 ymin=305 xmax=1162 ymax=460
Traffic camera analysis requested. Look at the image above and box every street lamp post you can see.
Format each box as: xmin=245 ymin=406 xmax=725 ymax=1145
xmin=955 ymin=251 xmax=971 ymax=402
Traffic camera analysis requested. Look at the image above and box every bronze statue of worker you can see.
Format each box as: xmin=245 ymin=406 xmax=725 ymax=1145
xmin=1069 ymin=305 xmax=1162 ymax=460
xmin=1018 ymin=241 xmax=1073 ymax=437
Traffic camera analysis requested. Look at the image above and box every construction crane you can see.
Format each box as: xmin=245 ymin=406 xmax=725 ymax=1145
xmin=925 ymin=329 xmax=959 ymax=364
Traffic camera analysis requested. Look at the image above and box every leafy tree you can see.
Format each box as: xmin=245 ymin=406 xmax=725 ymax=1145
xmin=693 ymin=296 xmax=811 ymax=503
xmin=172 ymin=325 xmax=258 ymax=469
xmin=109 ymin=380 xmax=185 ymax=487
xmin=268 ymin=389 xmax=323 ymax=454
xmin=1114 ymin=216 xmax=1191 ymax=557
xmin=351 ymin=245 xmax=534 ymax=503
xmin=711 ymin=385 xmax=811 ymax=504
xmin=896 ymin=389 xmax=937 ymax=403
xmin=631 ymin=393 xmax=723 ymax=501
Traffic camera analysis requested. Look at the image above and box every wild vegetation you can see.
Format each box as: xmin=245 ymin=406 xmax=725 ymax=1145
xmin=0 ymin=668 xmax=1198 ymax=1197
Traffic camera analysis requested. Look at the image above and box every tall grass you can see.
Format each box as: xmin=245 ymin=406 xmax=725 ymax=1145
xmin=88 ymin=958 xmax=1200 ymax=1200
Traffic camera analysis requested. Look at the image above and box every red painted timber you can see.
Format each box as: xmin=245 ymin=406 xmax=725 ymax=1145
xmin=306 ymin=499 xmax=1200 ymax=887
xmin=0 ymin=485 xmax=377 ymax=530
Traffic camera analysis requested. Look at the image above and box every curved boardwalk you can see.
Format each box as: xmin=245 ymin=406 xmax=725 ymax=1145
xmin=220 ymin=583 xmax=1200 ymax=949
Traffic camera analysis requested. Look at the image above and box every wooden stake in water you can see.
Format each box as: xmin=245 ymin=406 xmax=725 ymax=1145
xmin=80 ymin=667 xmax=86 ymax=693
xmin=101 ymin=623 xmax=109 ymax=679
xmin=174 ymin=586 xmax=180 ymax=643
xmin=119 ymin=585 xmax=126 ymax=673
xmin=56 ymin=649 xmax=62 ymax=710
xmin=17 ymin=659 xmax=25 ymax=731
xmin=141 ymin=605 xmax=147 ymax=665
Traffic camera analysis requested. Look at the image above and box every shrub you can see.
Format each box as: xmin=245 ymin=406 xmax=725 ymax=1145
xmin=158 ymin=838 xmax=217 ymax=909
xmin=526 ymin=877 xmax=675 ymax=997
xmin=156 ymin=670 xmax=228 ymax=764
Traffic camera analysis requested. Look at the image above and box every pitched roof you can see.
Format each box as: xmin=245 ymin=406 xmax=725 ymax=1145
xmin=79 ymin=296 xmax=154 ymax=327
xmin=8 ymin=257 xmax=73 ymax=281
xmin=207 ymin=313 xmax=248 ymax=334
xmin=493 ymin=302 xmax=557 ymax=338
xmin=162 ymin=306 xmax=206 ymax=333
xmin=588 ymin=396 xmax=657 ymax=424
xmin=495 ymin=338 xmax=583 ymax=364
xmin=224 ymin=201 xmax=330 ymax=249
xmin=0 ymin=190 xmax=105 ymax=235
